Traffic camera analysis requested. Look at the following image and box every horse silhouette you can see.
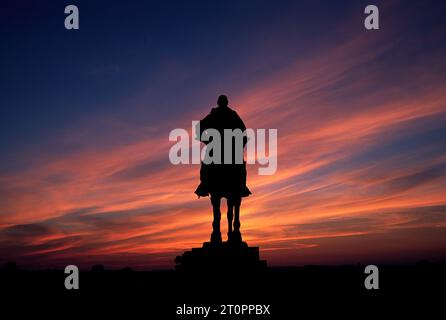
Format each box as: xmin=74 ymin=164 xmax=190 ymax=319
xmin=195 ymin=95 xmax=251 ymax=244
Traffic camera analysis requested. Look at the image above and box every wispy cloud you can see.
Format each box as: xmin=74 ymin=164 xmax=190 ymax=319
xmin=1 ymin=1 xmax=446 ymax=269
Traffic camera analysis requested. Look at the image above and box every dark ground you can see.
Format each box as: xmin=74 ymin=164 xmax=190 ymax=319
xmin=1 ymin=261 xmax=445 ymax=318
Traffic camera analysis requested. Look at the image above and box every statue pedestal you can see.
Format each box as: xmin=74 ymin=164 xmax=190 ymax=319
xmin=175 ymin=241 xmax=267 ymax=272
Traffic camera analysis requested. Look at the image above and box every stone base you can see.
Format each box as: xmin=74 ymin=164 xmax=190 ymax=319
xmin=175 ymin=241 xmax=267 ymax=272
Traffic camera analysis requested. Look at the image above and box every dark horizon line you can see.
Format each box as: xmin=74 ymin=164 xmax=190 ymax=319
xmin=2 ymin=259 xmax=445 ymax=273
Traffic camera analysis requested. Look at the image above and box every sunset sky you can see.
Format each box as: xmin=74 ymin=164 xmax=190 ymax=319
xmin=1 ymin=0 xmax=446 ymax=269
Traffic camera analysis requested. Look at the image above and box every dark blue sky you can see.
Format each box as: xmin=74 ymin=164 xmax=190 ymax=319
xmin=0 ymin=0 xmax=373 ymax=168
xmin=1 ymin=1 xmax=446 ymax=268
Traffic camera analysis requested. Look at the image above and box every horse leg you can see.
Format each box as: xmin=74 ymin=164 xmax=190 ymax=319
xmin=227 ymin=197 xmax=234 ymax=240
xmin=233 ymin=196 xmax=242 ymax=242
xmin=210 ymin=194 xmax=222 ymax=243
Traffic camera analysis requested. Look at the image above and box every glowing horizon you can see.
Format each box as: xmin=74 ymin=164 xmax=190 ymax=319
xmin=1 ymin=0 xmax=446 ymax=269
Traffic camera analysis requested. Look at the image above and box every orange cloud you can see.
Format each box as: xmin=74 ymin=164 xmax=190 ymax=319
xmin=1 ymin=2 xmax=446 ymax=269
